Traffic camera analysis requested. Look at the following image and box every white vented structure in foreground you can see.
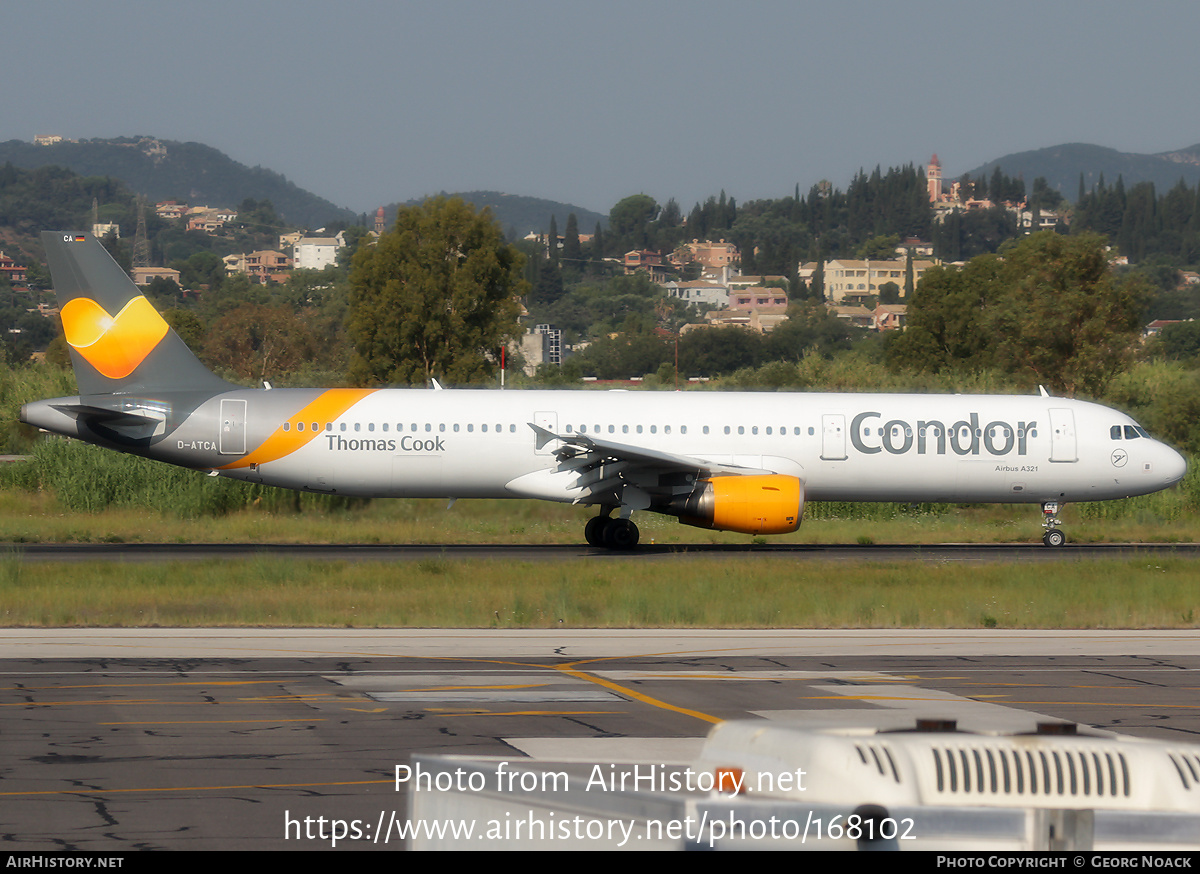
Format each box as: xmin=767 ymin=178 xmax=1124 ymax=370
xmin=409 ymin=720 xmax=1200 ymax=850
xmin=698 ymin=719 xmax=1200 ymax=814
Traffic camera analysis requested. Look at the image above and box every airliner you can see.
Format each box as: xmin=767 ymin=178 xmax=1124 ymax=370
xmin=19 ymin=231 xmax=1188 ymax=549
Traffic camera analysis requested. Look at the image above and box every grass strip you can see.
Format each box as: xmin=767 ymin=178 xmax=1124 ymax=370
xmin=0 ymin=555 xmax=1195 ymax=629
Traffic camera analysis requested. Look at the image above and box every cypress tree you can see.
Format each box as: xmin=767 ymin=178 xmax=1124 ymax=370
xmin=562 ymin=213 xmax=582 ymax=264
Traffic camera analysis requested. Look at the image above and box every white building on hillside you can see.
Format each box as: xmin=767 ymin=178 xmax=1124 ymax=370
xmin=293 ymin=232 xmax=346 ymax=270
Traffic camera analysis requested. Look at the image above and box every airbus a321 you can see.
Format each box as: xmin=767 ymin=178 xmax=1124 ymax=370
xmin=20 ymin=231 xmax=1188 ymax=549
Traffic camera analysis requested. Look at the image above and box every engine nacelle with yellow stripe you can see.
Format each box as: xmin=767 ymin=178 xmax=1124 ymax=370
xmin=676 ymin=475 xmax=804 ymax=535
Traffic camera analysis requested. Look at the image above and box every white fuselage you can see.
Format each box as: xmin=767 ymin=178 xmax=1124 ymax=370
xmin=202 ymin=388 xmax=1185 ymax=506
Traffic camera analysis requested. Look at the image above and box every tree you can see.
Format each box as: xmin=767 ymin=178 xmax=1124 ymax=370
xmin=766 ymin=301 xmax=855 ymax=360
xmin=347 ymin=197 xmax=525 ymax=385
xmin=857 ymin=234 xmax=901 ymax=260
xmin=202 ymin=304 xmax=318 ymax=384
xmin=608 ymin=194 xmax=659 ymax=254
xmin=532 ymin=257 xmax=564 ymax=306
xmin=1159 ymin=321 xmax=1200 ymax=361
xmin=992 ymin=232 xmax=1147 ymax=395
xmin=562 ymin=213 xmax=582 ymax=265
xmin=891 ymin=232 xmax=1147 ymax=396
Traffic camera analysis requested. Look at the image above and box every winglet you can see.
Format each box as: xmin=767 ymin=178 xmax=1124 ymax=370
xmin=1038 ymin=385 xmax=1051 ymax=398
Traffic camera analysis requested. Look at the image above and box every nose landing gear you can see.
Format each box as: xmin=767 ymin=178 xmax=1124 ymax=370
xmin=1041 ymin=502 xmax=1065 ymax=547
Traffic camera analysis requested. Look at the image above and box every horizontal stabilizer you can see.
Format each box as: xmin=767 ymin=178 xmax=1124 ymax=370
xmin=51 ymin=403 xmax=165 ymax=428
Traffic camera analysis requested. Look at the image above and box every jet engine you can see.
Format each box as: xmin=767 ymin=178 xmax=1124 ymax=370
xmin=674 ymin=474 xmax=804 ymax=535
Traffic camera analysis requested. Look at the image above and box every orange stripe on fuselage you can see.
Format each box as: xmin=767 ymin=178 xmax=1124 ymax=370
xmin=218 ymin=389 xmax=377 ymax=469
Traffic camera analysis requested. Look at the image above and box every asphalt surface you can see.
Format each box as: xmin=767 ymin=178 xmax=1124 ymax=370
xmin=2 ymin=630 xmax=1198 ymax=850
xmin=7 ymin=541 xmax=1200 ymax=562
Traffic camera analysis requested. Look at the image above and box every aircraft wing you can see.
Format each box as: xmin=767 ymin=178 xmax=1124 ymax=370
xmin=515 ymin=423 xmax=773 ymax=509
xmin=529 ymin=423 xmax=768 ymax=478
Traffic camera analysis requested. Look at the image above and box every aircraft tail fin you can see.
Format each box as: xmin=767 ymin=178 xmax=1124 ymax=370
xmin=42 ymin=231 xmax=230 ymax=396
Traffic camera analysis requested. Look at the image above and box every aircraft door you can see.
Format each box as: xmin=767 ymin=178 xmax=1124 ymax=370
xmin=1049 ymin=408 xmax=1077 ymax=463
xmin=534 ymin=411 xmax=558 ymax=455
xmin=219 ymin=399 xmax=247 ymax=455
xmin=820 ymin=414 xmax=847 ymax=460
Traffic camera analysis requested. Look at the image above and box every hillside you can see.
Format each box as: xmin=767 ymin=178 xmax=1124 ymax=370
xmin=962 ymin=142 xmax=1200 ymax=200
xmin=0 ymin=137 xmax=357 ymax=229
xmin=391 ymin=190 xmax=607 ymax=238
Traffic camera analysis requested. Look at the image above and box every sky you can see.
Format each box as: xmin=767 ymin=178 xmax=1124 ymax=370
xmin=10 ymin=0 xmax=1200 ymax=217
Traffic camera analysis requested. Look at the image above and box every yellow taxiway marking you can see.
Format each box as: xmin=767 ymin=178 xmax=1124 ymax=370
xmin=1 ymin=699 xmax=162 ymax=707
xmin=99 ymin=719 xmax=326 ymax=725
xmin=800 ymin=695 xmax=975 ymax=702
xmin=0 ymin=779 xmax=392 ymax=798
xmin=4 ymin=680 xmax=283 ymax=691
xmin=552 ymin=661 xmax=722 ymax=725
xmin=425 ymin=710 xmax=621 ymax=717
xmin=4 ymin=697 xmax=333 ymax=708
xmin=380 ymin=684 xmax=549 ymax=692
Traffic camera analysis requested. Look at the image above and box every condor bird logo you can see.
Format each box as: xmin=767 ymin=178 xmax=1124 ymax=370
xmin=60 ymin=296 xmax=170 ymax=379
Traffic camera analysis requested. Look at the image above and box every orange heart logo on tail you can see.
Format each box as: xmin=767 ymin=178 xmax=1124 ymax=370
xmin=60 ymin=296 xmax=170 ymax=379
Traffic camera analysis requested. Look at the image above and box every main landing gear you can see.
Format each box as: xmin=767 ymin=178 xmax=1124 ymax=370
xmin=1041 ymin=501 xmax=1066 ymax=547
xmin=585 ymin=510 xmax=640 ymax=550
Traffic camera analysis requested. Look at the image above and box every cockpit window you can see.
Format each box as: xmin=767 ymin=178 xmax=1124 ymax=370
xmin=1113 ymin=424 xmax=1152 ymax=440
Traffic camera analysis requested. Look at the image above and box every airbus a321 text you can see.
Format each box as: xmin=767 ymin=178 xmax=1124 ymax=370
xmin=21 ymin=232 xmax=1187 ymax=549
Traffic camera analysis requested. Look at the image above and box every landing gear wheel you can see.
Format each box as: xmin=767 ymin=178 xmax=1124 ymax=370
xmin=602 ymin=517 xmax=640 ymax=550
xmin=1040 ymin=501 xmax=1065 ymax=548
xmin=584 ymin=516 xmax=608 ymax=547
xmin=1043 ymin=529 xmax=1065 ymax=548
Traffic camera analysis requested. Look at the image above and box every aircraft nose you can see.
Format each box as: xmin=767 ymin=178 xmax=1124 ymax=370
xmin=1162 ymin=444 xmax=1188 ymax=487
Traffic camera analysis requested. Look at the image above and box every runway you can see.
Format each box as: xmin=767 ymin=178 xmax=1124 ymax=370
xmin=8 ymin=541 xmax=1200 ymax=562
xmin=2 ymin=630 xmax=1198 ymax=850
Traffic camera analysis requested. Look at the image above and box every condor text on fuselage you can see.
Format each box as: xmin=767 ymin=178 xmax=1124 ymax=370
xmin=849 ymin=411 xmax=1036 ymax=457
xmin=20 ymin=231 xmax=1188 ymax=549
